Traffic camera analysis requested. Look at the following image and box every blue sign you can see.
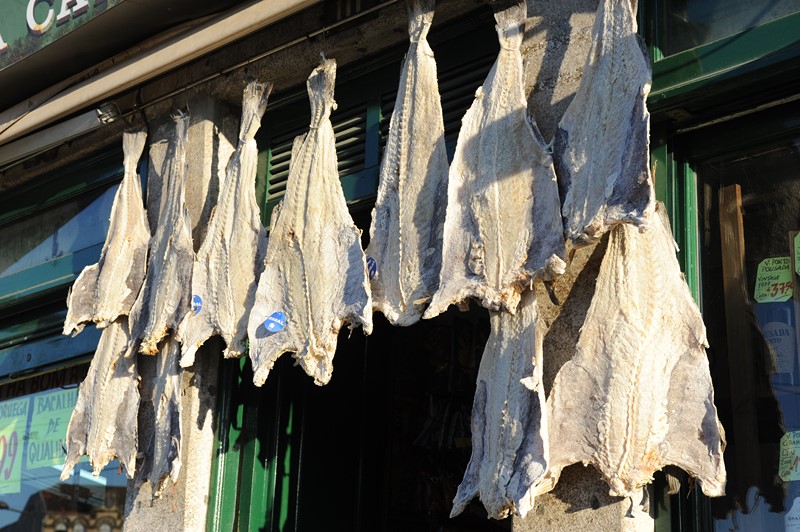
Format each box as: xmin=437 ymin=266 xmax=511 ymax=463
xmin=191 ymin=295 xmax=202 ymax=315
xmin=366 ymin=256 xmax=377 ymax=280
xmin=264 ymin=311 xmax=287 ymax=333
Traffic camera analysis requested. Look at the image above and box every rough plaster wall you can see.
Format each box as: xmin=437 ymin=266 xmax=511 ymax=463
xmin=123 ymin=96 xmax=235 ymax=531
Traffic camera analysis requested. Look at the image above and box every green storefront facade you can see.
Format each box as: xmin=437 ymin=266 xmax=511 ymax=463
xmin=1 ymin=1 xmax=800 ymax=531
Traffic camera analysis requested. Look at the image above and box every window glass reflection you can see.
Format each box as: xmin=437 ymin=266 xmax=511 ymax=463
xmin=0 ymin=366 xmax=126 ymax=532
xmin=700 ymin=137 xmax=800 ymax=530
xmin=664 ymin=0 xmax=800 ymax=55
xmin=0 ymin=185 xmax=117 ymax=279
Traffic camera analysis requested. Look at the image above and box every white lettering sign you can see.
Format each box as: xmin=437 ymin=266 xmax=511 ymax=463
xmin=57 ymin=0 xmax=89 ymax=25
xmin=27 ymin=0 xmax=55 ymax=36
xmin=1 ymin=0 xmax=106 ymax=58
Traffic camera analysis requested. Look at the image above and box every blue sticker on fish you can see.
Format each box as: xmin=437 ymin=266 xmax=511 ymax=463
xmin=264 ymin=311 xmax=287 ymax=333
xmin=191 ymin=295 xmax=203 ymax=315
xmin=366 ymin=256 xmax=377 ymax=280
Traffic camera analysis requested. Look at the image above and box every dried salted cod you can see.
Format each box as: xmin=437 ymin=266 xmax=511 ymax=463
xmin=61 ymin=318 xmax=140 ymax=479
xmin=422 ymin=1 xmax=565 ymax=319
xmin=177 ymin=81 xmax=271 ymax=366
xmin=247 ymin=59 xmax=372 ymax=387
xmin=365 ymin=0 xmax=448 ymax=326
xmin=130 ymin=112 xmax=194 ymax=355
xmin=555 ymin=0 xmax=654 ymax=244
xmin=63 ymin=130 xmax=150 ymax=336
xmin=538 ymin=204 xmax=726 ymax=499
xmin=139 ymin=336 xmax=182 ymax=496
xmin=451 ymin=290 xmax=547 ymax=519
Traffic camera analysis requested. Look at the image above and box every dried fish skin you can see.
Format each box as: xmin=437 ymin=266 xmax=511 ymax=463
xmin=177 ymin=81 xmax=271 ymax=366
xmin=61 ymin=318 xmax=140 ymax=480
xmin=539 ymin=204 xmax=726 ymax=498
xmin=365 ymin=0 xmax=448 ymax=326
xmin=555 ymin=0 xmax=654 ymax=245
xmin=451 ymin=290 xmax=548 ymax=519
xmin=138 ymin=336 xmax=182 ymax=497
xmin=247 ymin=59 xmax=372 ymax=387
xmin=63 ymin=130 xmax=150 ymax=336
xmin=423 ymin=2 xmax=565 ymax=319
xmin=130 ymin=112 xmax=195 ymax=355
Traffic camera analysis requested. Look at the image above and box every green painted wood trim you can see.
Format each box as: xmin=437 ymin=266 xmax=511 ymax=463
xmin=0 ymin=326 xmax=100 ymax=382
xmin=649 ymin=11 xmax=800 ymax=106
xmin=239 ymin=367 xmax=283 ymax=531
xmin=0 ymin=242 xmax=103 ymax=314
xmin=206 ymin=357 xmax=246 ymax=532
xmin=653 ymin=140 xmax=700 ymax=300
xmin=364 ymin=96 xmax=382 ymax=170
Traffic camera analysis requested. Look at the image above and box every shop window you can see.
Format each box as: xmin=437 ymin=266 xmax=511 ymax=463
xmin=0 ymin=150 xmax=134 ymax=530
xmin=0 ymin=151 xmax=126 ymax=312
xmin=0 ymin=367 xmax=126 ymax=532
xmin=648 ymin=101 xmax=800 ymax=531
xmin=662 ymin=0 xmax=800 ymax=55
xmin=698 ymin=126 xmax=800 ymax=531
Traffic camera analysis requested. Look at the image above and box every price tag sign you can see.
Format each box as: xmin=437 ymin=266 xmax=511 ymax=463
xmin=795 ymin=234 xmax=800 ymax=275
xmin=0 ymin=398 xmax=28 ymax=494
xmin=25 ymin=388 xmax=77 ymax=470
xmin=780 ymin=431 xmax=800 ymax=481
xmin=755 ymin=257 xmax=793 ymax=303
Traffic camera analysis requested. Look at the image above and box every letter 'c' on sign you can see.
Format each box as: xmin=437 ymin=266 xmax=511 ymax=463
xmin=27 ymin=0 xmax=55 ymax=35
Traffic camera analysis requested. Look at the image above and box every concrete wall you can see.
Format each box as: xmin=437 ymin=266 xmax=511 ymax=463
xmin=123 ymin=96 xmax=236 ymax=532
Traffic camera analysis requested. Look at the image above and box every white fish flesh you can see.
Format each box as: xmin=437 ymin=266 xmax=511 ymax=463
xmin=451 ymin=290 xmax=547 ymax=519
xmin=555 ymin=0 xmax=654 ymax=244
xmin=247 ymin=59 xmax=372 ymax=387
xmin=365 ymin=0 xmax=448 ymax=326
xmin=130 ymin=112 xmax=195 ymax=355
xmin=63 ymin=130 xmax=150 ymax=336
xmin=538 ymin=204 xmax=726 ymax=498
xmin=61 ymin=318 xmax=140 ymax=479
xmin=423 ymin=1 xmax=565 ymax=319
xmin=139 ymin=336 xmax=182 ymax=496
xmin=177 ymin=81 xmax=271 ymax=366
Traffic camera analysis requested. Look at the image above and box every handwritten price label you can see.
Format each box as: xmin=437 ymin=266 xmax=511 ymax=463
xmin=0 ymin=398 xmax=28 ymax=494
xmin=795 ymin=233 xmax=800 ymax=275
xmin=781 ymin=431 xmax=800 ymax=481
xmin=755 ymin=257 xmax=793 ymax=303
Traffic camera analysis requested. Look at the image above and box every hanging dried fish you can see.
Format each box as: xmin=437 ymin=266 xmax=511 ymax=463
xmin=129 ymin=112 xmax=195 ymax=355
xmin=247 ymin=59 xmax=372 ymax=387
xmin=365 ymin=0 xmax=449 ymax=326
xmin=423 ymin=1 xmax=565 ymax=319
xmin=63 ymin=130 xmax=150 ymax=336
xmin=554 ymin=0 xmax=654 ymax=244
xmin=451 ymin=290 xmax=548 ymax=519
xmin=538 ymin=204 xmax=726 ymax=499
xmin=177 ymin=81 xmax=271 ymax=366
xmin=61 ymin=318 xmax=140 ymax=479
xmin=138 ymin=336 xmax=183 ymax=496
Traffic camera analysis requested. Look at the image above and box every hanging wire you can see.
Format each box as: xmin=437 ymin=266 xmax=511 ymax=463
xmin=121 ymin=0 xmax=401 ymax=122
